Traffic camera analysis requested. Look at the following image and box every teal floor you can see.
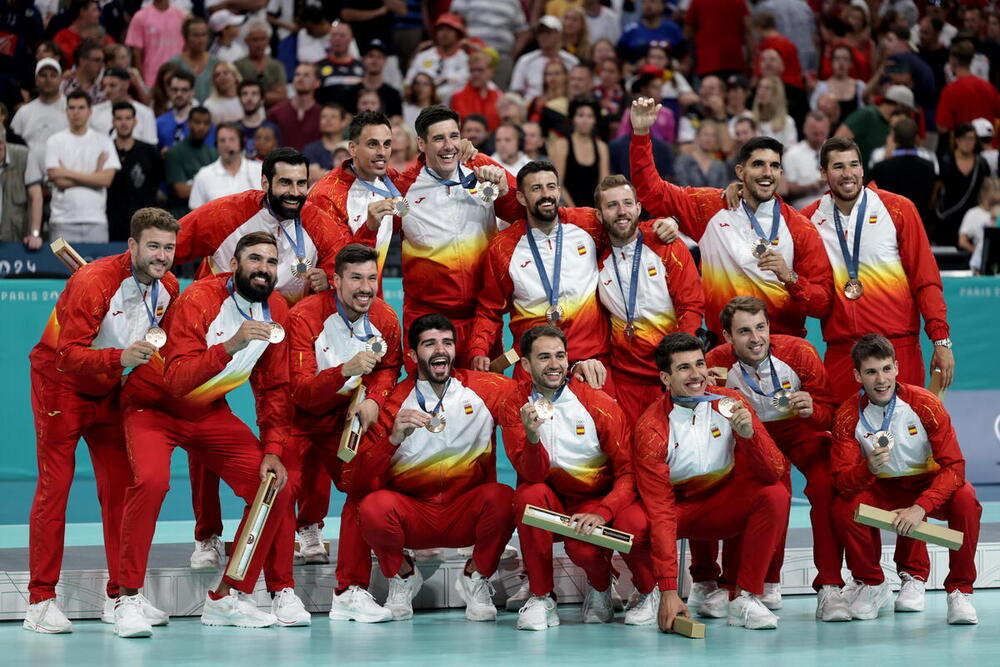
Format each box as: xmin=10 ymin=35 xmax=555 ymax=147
xmin=6 ymin=591 xmax=999 ymax=667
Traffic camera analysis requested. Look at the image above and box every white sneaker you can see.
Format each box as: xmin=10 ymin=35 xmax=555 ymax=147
xmin=895 ymin=572 xmax=926 ymax=612
xmin=728 ymin=592 xmax=779 ymax=630
xmin=102 ymin=594 xmax=169 ymax=626
xmin=516 ymin=595 xmax=560 ymax=631
xmin=114 ymin=594 xmax=153 ymax=638
xmin=624 ymin=588 xmax=661 ymax=626
xmin=201 ymin=590 xmax=277 ymax=628
xmin=505 ymin=578 xmax=531 ymax=612
xmin=849 ymin=582 xmax=892 ymax=620
xmin=816 ymin=585 xmax=852 ymax=622
xmin=454 ymin=572 xmax=498 ymax=621
xmin=581 ymin=586 xmax=613 ymax=623
xmin=695 ymin=586 xmax=729 ymax=618
xmin=271 ymin=588 xmax=311 ymax=626
xmin=686 ymin=580 xmax=714 ymax=610
xmin=296 ymin=524 xmax=329 ymax=565
xmin=385 ymin=564 xmax=423 ymax=621
xmin=947 ymin=590 xmax=978 ymax=625
xmin=190 ymin=535 xmax=224 ymax=570
xmin=760 ymin=582 xmax=782 ymax=610
xmin=329 ymin=586 xmax=393 ymax=623
xmin=23 ymin=598 xmax=72 ymax=634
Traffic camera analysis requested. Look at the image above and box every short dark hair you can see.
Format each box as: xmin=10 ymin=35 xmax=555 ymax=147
xmin=516 ymin=160 xmax=559 ymax=191
xmin=949 ymin=39 xmax=975 ymax=67
xmin=234 ymin=231 xmax=278 ymax=261
xmin=105 ymin=67 xmax=130 ymax=81
xmin=719 ymin=296 xmax=768 ymax=333
xmin=215 ymin=121 xmax=245 ymax=149
xmin=349 ymin=110 xmax=391 ymax=141
xmin=753 ymin=11 xmax=777 ymax=30
xmin=335 ymin=243 xmax=379 ymax=275
xmin=414 ymin=105 xmax=459 ymax=140
xmin=462 ymin=113 xmax=488 ymax=129
xmin=262 ymin=147 xmax=309 ymax=181
xmin=851 ymin=333 xmax=896 ymax=369
xmin=655 ymin=332 xmax=705 ymax=373
xmin=736 ymin=136 xmax=784 ymax=165
xmin=891 ymin=117 xmax=918 ymax=149
xmin=111 ymin=100 xmax=136 ymax=117
xmin=130 ymin=207 xmax=180 ymax=241
xmin=182 ymin=16 xmax=208 ymax=41
xmin=73 ymin=38 xmax=102 ymax=65
xmin=520 ymin=324 xmax=567 ymax=357
xmin=568 ymin=97 xmax=600 ymax=122
xmin=66 ymin=89 xmax=92 ymax=107
xmin=169 ymin=70 xmax=196 ymax=88
xmin=819 ymin=136 xmax=862 ymax=169
xmin=188 ymin=105 xmax=211 ymax=121
xmin=593 ymin=174 xmax=636 ymax=209
xmin=408 ymin=313 xmax=456 ymax=350
xmin=238 ymin=80 xmax=263 ymax=96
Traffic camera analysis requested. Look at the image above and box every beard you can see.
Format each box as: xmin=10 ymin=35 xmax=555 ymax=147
xmin=605 ymin=215 xmax=638 ymax=243
xmin=417 ymin=352 xmax=453 ymax=384
xmin=267 ymin=188 xmax=306 ymax=220
xmin=532 ymin=196 xmax=559 ymax=222
xmin=234 ymin=266 xmax=275 ymax=302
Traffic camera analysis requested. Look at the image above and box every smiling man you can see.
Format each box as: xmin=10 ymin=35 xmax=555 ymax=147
xmin=25 ymin=208 xmax=181 ymax=634
xmin=830 ymin=334 xmax=980 ymax=625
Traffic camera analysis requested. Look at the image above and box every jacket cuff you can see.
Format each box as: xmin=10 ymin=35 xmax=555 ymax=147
xmin=262 ymin=441 xmax=282 ymax=457
xmin=657 ymin=577 xmax=678 ymax=592
xmin=926 ymin=324 xmax=950 ymax=342
xmin=110 ymin=348 xmax=124 ymax=368
xmin=914 ymin=496 xmax=935 ymax=515
xmin=594 ymin=505 xmax=614 ymax=523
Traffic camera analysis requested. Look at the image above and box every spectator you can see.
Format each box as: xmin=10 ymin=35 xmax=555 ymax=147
xmin=567 ymin=63 xmax=596 ymax=101
xmin=103 ymin=44 xmax=151 ymax=108
xmin=168 ymin=17 xmax=219 ymax=104
xmin=106 ymin=101 xmax=162 ymax=241
xmin=204 ymin=61 xmax=244 ymax=124
xmin=340 ymin=0 xmax=403 ymax=50
xmin=450 ymin=50 xmax=502 ymax=132
xmin=251 ymin=124 xmax=279 ymax=162
xmin=810 ymin=45 xmax=865 ymax=121
xmin=958 ymin=177 xmax=1000 ymax=273
xmin=404 ymin=13 xmax=470 ymax=105
xmin=868 ymin=116 xmax=938 ymax=228
xmin=403 ymin=72 xmax=440 ymax=128
xmin=617 ymin=0 xmax=685 ymax=65
xmin=753 ymin=0 xmax=818 ymax=73
xmin=685 ymin=0 xmax=746 ymax=78
xmin=972 ymin=117 xmax=997 ymax=177
xmin=303 ymin=103 xmax=349 ymax=181
xmin=53 ymin=0 xmax=112 ymax=68
xmin=349 ymin=39 xmax=403 ymax=117
xmin=60 ymin=40 xmax=106 ymax=104
xmin=814 ymin=93 xmax=842 ymax=130
xmin=523 ymin=121 xmax=547 ymax=161
xmin=935 ymin=122 xmax=990 ymax=247
xmin=44 ymin=90 xmax=120 ymax=243
xmin=646 ymin=44 xmax=694 ymax=121
xmin=877 ymin=25 xmax=938 ymax=128
xmin=0 ymin=127 xmax=43 ymax=248
xmin=388 ymin=120 xmax=418 ymax=173
xmin=868 ymin=110 xmax=939 ymax=174
xmin=758 ymin=47 xmax=809 ymax=131
xmin=562 ymin=7 xmax=592 ymax=64
xmin=677 ymin=75 xmax=727 ymax=147
xmin=673 ymin=120 xmax=730 ymax=189
xmin=510 ymin=16 xmax=580 ymax=101
xmin=591 ymin=38 xmax=617 ymax=66
xmin=916 ymin=15 xmax=950 ymax=94
xmin=90 ymin=67 xmax=158 ymax=145
xmin=356 ymin=88 xmax=383 ymax=113
xmin=616 ymin=66 xmax=677 ymax=145
xmin=527 ymin=60 xmax=570 ymax=138
xmin=497 ymin=92 xmax=528 ymax=126
xmin=449 ymin=0 xmax=530 ymax=89
xmin=150 ymin=61 xmax=180 ymax=116
xmin=295 ymin=7 xmax=333 ymax=66
xmin=266 ymin=62 xmax=322 ymax=151
xmin=818 ymin=14 xmax=867 ymax=81
xmin=164 ymin=106 xmax=216 ymax=218
xmin=753 ymin=12 xmax=802 ymax=88
xmin=842 ymin=2 xmax=874 ymax=81
xmin=782 ymin=110 xmax=831 ymax=208
xmin=724 ymin=74 xmax=752 ymax=134
xmin=548 ymin=97 xmax=608 ymax=207
xmin=316 ymin=21 xmax=364 ymax=108
xmin=236 ymin=21 xmax=288 ymax=108
xmin=11 ymin=59 xmax=68 ymax=157
xmin=462 ymin=113 xmax=490 ymax=150
xmin=835 ymin=83 xmax=914 ymax=169
xmin=492 ymin=122 xmax=531 ymax=176
xmin=752 ymin=75 xmax=797 ymax=147
xmin=188 ymin=123 xmax=262 ymax=210
xmin=394 ymin=1 xmax=426 ymax=73
xmin=581 ymin=0 xmax=621 ymax=45
xmin=156 ymin=70 xmax=207 ymax=150
xmin=208 ymin=10 xmax=248 ymax=63
xmin=124 ymin=0 xmax=186 ymax=87
xmin=235 ymin=80 xmax=275 ymax=157
xmin=936 ymin=40 xmax=1000 ymax=141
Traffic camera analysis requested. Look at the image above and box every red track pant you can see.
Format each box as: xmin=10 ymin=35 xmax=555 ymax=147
xmin=609 ymin=368 xmax=663 ymax=423
xmin=833 ymin=480 xmax=981 ymax=593
xmin=118 ymin=406 xmax=291 ymax=594
xmin=359 ymin=483 xmax=515 ymax=579
xmin=28 ymin=370 xmax=132 ymax=604
xmin=513 ymin=483 xmax=656 ymax=596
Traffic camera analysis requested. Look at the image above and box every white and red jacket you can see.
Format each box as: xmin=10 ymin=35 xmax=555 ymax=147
xmin=500 ymin=378 xmax=636 ymax=522
xmin=598 ymin=234 xmax=704 ymax=381
xmin=800 ymin=185 xmax=949 ymax=346
xmin=173 ymin=190 xmax=360 ymax=305
xmin=29 ymin=251 xmax=179 ymax=397
xmin=633 ymin=387 xmax=786 ymax=590
xmin=123 ymin=273 xmax=291 ymax=457
xmin=630 ymin=133 xmax=833 ymax=338
xmin=831 ymin=382 xmax=965 ymax=514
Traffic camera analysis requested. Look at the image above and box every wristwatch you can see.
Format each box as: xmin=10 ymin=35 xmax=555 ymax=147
xmin=932 ymin=338 xmax=953 ymax=349
xmin=782 ymin=270 xmax=799 ymax=285
xmin=31 ymin=229 xmax=40 ymax=238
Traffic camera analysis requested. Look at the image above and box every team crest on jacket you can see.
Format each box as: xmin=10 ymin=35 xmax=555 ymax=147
xmin=155 ymin=304 xmax=166 ymax=318
xmin=868 ymin=216 xmax=878 ymax=224
xmin=647 ymin=265 xmax=658 ymax=277
xmin=907 ymin=424 xmax=918 ymax=436
xmin=463 ymin=402 xmax=474 ymax=415
xmin=711 ymin=426 xmax=722 ymax=438
xmin=575 ymin=422 xmax=586 ymax=435
xmin=576 ymin=244 xmax=587 ymax=256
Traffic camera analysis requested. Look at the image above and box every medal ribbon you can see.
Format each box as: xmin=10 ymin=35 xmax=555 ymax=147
xmin=415 ymin=378 xmax=452 ymax=417
xmin=737 ymin=356 xmax=784 ymax=397
xmin=742 ymin=198 xmax=782 ymax=244
xmin=262 ymin=195 xmax=306 ymax=260
xmin=857 ymin=388 xmax=896 ymax=434
xmin=531 ymin=380 xmax=567 ymax=405
xmin=525 ymin=223 xmax=563 ymax=309
xmin=227 ymin=277 xmax=273 ymax=323
xmin=610 ymin=231 xmax=643 ymax=328
xmin=335 ymin=294 xmax=376 ymax=341
xmin=424 ymin=164 xmax=478 ymax=190
xmin=131 ymin=266 xmax=161 ymax=327
xmin=350 ymin=164 xmax=402 ymax=199
xmin=671 ymin=392 xmax=726 ymax=405
xmin=832 ymin=190 xmax=868 ymax=282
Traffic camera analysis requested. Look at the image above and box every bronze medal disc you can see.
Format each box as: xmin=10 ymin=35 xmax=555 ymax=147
xmin=718 ymin=396 xmax=740 ymax=419
xmin=268 ymin=322 xmax=286 ymax=344
xmin=843 ymin=278 xmax=864 ymax=300
xmin=145 ymin=326 xmax=167 ymax=349
xmin=771 ymin=389 xmax=792 ymax=412
xmin=533 ymin=398 xmax=555 ymax=421
xmin=426 ymin=414 xmax=447 ymax=433
xmin=545 ymin=304 xmax=563 ymax=325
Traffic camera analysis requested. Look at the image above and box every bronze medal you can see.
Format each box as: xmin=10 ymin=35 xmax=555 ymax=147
xmin=751 ymin=238 xmax=771 ymax=259
xmin=268 ymin=322 xmax=286 ymax=344
xmin=624 ymin=323 xmax=636 ymax=339
xmin=843 ymin=278 xmax=864 ymax=300
xmin=718 ymin=396 xmax=740 ymax=419
xmin=533 ymin=398 xmax=555 ymax=421
xmin=144 ymin=326 xmax=167 ymax=349
xmin=872 ymin=430 xmax=895 ymax=450
xmin=771 ymin=389 xmax=792 ymax=412
xmin=426 ymin=414 xmax=446 ymax=433
xmin=478 ymin=182 xmax=499 ymax=203
xmin=291 ymin=256 xmax=312 ymax=278
xmin=365 ymin=336 xmax=386 ymax=358
xmin=392 ymin=196 xmax=409 ymax=217
xmin=545 ymin=304 xmax=563 ymax=325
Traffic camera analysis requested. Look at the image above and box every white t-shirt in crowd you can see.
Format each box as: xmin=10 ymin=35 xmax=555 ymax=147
xmin=509 ymin=49 xmax=580 ymax=101
xmin=189 ymin=157 xmax=263 ymax=210
xmin=45 ymin=128 xmax=122 ymax=224
xmin=11 ymin=96 xmax=68 ymax=157
xmin=584 ymin=6 xmax=622 ymax=45
xmin=89 ymin=99 xmax=159 ymax=145
xmin=297 ymin=29 xmax=329 ymax=65
xmin=204 ymin=96 xmax=245 ymax=124
xmin=783 ymin=140 xmax=825 ymax=209
xmin=958 ymin=205 xmax=997 ymax=272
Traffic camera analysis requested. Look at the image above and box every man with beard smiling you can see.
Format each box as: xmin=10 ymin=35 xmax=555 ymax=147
xmin=286 ymin=244 xmax=403 ymax=622
xmin=352 ymin=314 xmax=516 ymax=623
xmin=629 ymin=97 xmax=833 ymax=344
xmin=501 ymin=325 xmax=657 ymax=630
xmin=24 ymin=208 xmax=181 ymax=634
xmin=116 ymin=231 xmax=302 ymax=638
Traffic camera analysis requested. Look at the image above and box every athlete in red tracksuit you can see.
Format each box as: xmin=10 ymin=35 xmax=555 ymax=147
xmin=24 ymin=211 xmax=180 ymax=634
xmin=351 ymin=314 xmax=516 ymax=622
xmin=830 ymin=334 xmax=980 ymax=624
xmin=500 ymin=325 xmax=657 ymax=630
xmin=114 ymin=233 xmax=302 ymax=638
xmin=630 ymin=332 xmax=790 ymax=632
xmin=286 ymin=244 xmax=402 ymax=622
xmin=629 ymin=98 xmax=833 ymax=344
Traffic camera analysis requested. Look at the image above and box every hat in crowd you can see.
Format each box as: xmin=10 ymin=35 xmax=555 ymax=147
xmin=435 ymin=13 xmax=466 ymax=36
xmin=35 ymin=57 xmax=61 ymax=76
xmin=884 ymin=85 xmax=915 ymax=110
xmin=363 ymin=39 xmax=389 ymax=56
xmin=631 ymin=65 xmax=664 ymax=94
xmin=537 ymin=15 xmax=562 ymax=32
xmin=208 ymin=9 xmax=246 ymax=33
xmin=726 ymin=74 xmax=750 ymax=90
xmin=971 ymin=117 xmax=994 ymax=139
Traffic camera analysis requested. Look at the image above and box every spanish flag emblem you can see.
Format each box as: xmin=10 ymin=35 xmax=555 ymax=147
xmin=907 ymin=424 xmax=918 ymax=436
xmin=647 ymin=265 xmax=658 ymax=277
xmin=711 ymin=426 xmax=722 ymax=438
xmin=155 ymin=304 xmax=166 ymax=318
xmin=781 ymin=380 xmax=792 ymax=390
xmin=464 ymin=403 xmax=474 ymax=415
xmin=577 ymin=244 xmax=587 ymax=256
xmin=576 ymin=423 xmax=586 ymax=435
xmin=868 ymin=215 xmax=878 ymax=224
